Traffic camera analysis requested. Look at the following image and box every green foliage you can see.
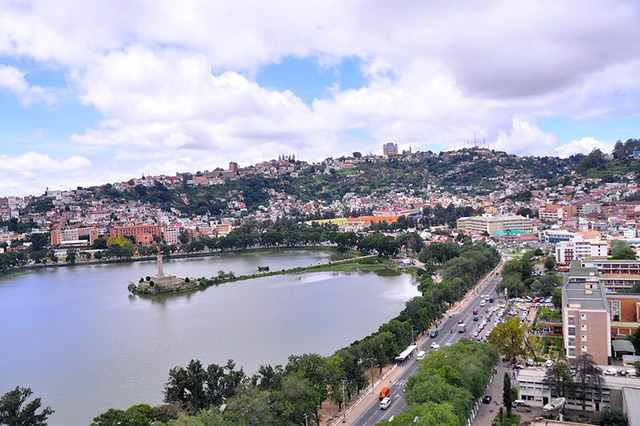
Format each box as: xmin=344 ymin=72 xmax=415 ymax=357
xmin=503 ymin=373 xmax=513 ymax=416
xmin=585 ymin=409 xmax=628 ymax=426
xmin=610 ymin=240 xmax=637 ymax=260
xmin=544 ymin=256 xmax=556 ymax=271
xmin=544 ymin=362 xmax=575 ymax=398
xmin=629 ymin=326 xmax=640 ymax=353
xmin=0 ymin=386 xmax=54 ymax=426
xmin=163 ymin=359 xmax=245 ymax=413
xmin=577 ymin=149 xmax=606 ymax=174
xmin=386 ymin=341 xmax=498 ymax=425
xmin=488 ymin=317 xmax=529 ymax=361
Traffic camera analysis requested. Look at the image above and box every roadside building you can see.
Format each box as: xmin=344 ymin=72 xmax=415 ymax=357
xmin=517 ymin=367 xmax=640 ymax=415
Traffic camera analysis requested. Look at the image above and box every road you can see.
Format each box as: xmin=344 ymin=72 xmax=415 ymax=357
xmin=350 ymin=272 xmax=504 ymax=425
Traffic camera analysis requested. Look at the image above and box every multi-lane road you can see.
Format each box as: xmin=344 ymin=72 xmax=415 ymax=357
xmin=350 ymin=271 xmax=504 ymax=425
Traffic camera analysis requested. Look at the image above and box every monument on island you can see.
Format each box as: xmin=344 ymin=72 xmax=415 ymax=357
xmin=150 ymin=253 xmax=179 ymax=284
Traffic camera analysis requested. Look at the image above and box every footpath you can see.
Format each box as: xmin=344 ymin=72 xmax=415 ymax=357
xmin=320 ymin=261 xmax=503 ymax=426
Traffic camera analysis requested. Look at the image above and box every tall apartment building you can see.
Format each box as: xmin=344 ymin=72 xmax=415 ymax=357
xmin=382 ymin=142 xmax=398 ymax=157
xmin=456 ymin=214 xmax=533 ymax=235
xmin=562 ymin=261 xmax=611 ymax=365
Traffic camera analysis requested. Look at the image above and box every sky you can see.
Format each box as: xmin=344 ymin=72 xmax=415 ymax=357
xmin=1 ymin=1 xmax=640 ymax=197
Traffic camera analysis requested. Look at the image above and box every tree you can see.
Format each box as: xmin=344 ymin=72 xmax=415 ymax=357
xmin=610 ymin=240 xmax=637 ymax=260
xmin=503 ymin=373 xmax=513 ymax=416
xmin=571 ymin=353 xmax=604 ymax=413
xmin=551 ymin=288 xmax=562 ymax=309
xmin=543 ymin=362 xmax=574 ymax=399
xmin=66 ymin=249 xmax=77 ymax=265
xmin=628 ymin=326 xmax=640 ymax=353
xmin=544 ymin=256 xmax=556 ymax=271
xmin=487 ymin=317 xmax=529 ymax=362
xmin=93 ymin=237 xmax=108 ymax=249
xmin=0 ymin=387 xmax=54 ymax=426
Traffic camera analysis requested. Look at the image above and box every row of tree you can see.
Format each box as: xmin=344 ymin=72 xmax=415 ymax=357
xmin=380 ymin=341 xmax=500 ymax=425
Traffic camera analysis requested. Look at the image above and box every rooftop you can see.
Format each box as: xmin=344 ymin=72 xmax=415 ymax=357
xmin=562 ymin=261 xmax=609 ymax=311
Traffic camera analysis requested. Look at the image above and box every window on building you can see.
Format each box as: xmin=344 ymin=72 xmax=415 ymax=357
xmin=582 ymin=345 xmax=587 ymax=352
xmin=581 ymin=335 xmax=587 ymax=342
xmin=568 ymin=316 xmax=575 ymax=325
xmin=568 ymin=337 xmax=575 ymax=346
xmin=581 ymin=314 xmax=587 ymax=320
xmin=568 ymin=348 xmax=576 ymax=356
xmin=581 ymin=324 xmax=587 ymax=331
xmin=568 ymin=327 xmax=575 ymax=336
xmin=608 ymin=300 xmax=621 ymax=321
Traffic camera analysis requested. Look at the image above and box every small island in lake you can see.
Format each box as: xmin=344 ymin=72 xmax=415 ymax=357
xmin=128 ymin=254 xmax=196 ymax=295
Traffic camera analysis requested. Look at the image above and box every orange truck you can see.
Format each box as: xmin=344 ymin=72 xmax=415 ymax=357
xmin=379 ymin=387 xmax=390 ymax=399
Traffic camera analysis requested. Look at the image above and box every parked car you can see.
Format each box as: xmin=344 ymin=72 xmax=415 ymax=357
xmin=416 ymin=350 xmax=426 ymax=360
xmin=430 ymin=342 xmax=440 ymax=350
xmin=482 ymin=395 xmax=492 ymax=404
xmin=603 ymin=368 xmax=618 ymax=376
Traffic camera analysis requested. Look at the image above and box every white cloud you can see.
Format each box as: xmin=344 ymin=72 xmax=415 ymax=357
xmin=554 ymin=137 xmax=615 ymax=158
xmin=0 ymin=65 xmax=52 ymax=105
xmin=493 ymin=120 xmax=558 ymax=156
xmin=0 ymin=152 xmax=92 ymax=196
xmin=0 ymin=152 xmax=91 ymax=173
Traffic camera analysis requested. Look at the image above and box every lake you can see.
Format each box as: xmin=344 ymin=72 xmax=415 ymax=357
xmin=0 ymin=249 xmax=419 ymax=425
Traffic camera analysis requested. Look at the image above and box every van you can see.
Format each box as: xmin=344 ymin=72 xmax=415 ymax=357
xmin=380 ymin=396 xmax=392 ymax=410
xmin=430 ymin=329 xmax=438 ymax=338
xmin=416 ymin=350 xmax=426 ymax=360
xmin=379 ymin=387 xmax=390 ymax=400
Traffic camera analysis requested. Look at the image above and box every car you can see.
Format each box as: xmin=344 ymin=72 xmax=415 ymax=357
xmin=480 ymin=301 xmax=486 ymax=307
xmin=544 ymin=360 xmax=554 ymax=368
xmin=482 ymin=395 xmax=492 ymax=404
xmin=458 ymin=319 xmax=464 ymax=324
xmin=526 ymin=358 xmax=534 ymax=366
xmin=380 ymin=396 xmax=392 ymax=410
xmin=416 ymin=350 xmax=426 ymax=360
xmin=430 ymin=342 xmax=440 ymax=350
xmin=513 ymin=400 xmax=531 ymax=412
xmin=603 ymin=368 xmax=618 ymax=376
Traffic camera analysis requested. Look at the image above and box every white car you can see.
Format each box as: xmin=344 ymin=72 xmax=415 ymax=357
xmin=430 ymin=342 xmax=440 ymax=350
xmin=380 ymin=397 xmax=392 ymax=410
xmin=416 ymin=350 xmax=426 ymax=360
xmin=603 ymin=368 xmax=617 ymax=376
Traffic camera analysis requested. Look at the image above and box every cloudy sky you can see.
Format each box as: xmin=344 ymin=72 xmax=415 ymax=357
xmin=1 ymin=1 xmax=640 ymax=196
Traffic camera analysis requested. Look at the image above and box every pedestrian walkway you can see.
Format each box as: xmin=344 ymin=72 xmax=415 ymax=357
xmin=473 ymin=363 xmax=509 ymax=425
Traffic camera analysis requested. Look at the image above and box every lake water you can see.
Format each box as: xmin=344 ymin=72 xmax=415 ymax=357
xmin=0 ymin=249 xmax=419 ymax=426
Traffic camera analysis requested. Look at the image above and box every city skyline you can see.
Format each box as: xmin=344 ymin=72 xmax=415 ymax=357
xmin=1 ymin=1 xmax=640 ymax=196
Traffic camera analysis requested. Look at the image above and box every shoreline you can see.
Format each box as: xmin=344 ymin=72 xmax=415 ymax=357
xmin=0 ymin=244 xmax=345 ymax=276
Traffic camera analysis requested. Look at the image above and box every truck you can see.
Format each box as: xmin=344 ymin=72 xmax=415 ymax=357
xmin=457 ymin=323 xmax=466 ymax=333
